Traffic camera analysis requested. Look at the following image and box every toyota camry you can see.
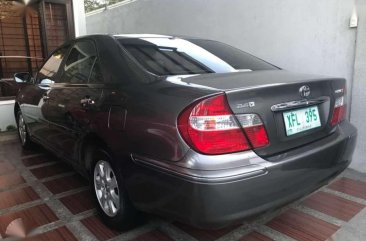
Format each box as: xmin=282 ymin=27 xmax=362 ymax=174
xmin=14 ymin=34 xmax=357 ymax=229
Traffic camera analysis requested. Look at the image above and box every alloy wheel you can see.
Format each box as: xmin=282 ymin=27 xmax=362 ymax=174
xmin=18 ymin=113 xmax=27 ymax=145
xmin=94 ymin=160 xmax=120 ymax=217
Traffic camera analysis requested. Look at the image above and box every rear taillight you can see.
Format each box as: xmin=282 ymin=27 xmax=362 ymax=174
xmin=331 ymin=96 xmax=346 ymax=126
xmin=236 ymin=114 xmax=269 ymax=148
xmin=177 ymin=94 xmax=269 ymax=155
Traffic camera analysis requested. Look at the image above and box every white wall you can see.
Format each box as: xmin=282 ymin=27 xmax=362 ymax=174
xmin=350 ymin=0 xmax=366 ymax=172
xmin=73 ymin=0 xmax=87 ymax=36
xmin=0 ymin=101 xmax=16 ymax=132
xmin=86 ymin=0 xmax=357 ymax=82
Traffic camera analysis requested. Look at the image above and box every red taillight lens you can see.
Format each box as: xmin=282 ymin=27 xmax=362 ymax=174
xmin=331 ymin=96 xmax=346 ymax=126
xmin=178 ymin=94 xmax=250 ymax=155
xmin=236 ymin=114 xmax=269 ymax=148
xmin=185 ymin=128 xmax=250 ymax=154
xmin=178 ymin=94 xmax=269 ymax=155
xmin=245 ymin=125 xmax=269 ymax=148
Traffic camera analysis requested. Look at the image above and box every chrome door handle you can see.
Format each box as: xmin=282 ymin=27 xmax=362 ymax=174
xmin=80 ymin=97 xmax=95 ymax=109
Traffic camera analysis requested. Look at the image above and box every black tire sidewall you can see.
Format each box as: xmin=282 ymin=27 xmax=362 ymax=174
xmin=16 ymin=111 xmax=32 ymax=149
xmin=90 ymin=147 xmax=140 ymax=230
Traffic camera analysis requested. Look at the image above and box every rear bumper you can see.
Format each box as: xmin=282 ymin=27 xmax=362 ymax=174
xmin=128 ymin=121 xmax=357 ymax=228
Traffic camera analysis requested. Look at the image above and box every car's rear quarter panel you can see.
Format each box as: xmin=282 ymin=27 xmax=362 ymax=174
xmin=121 ymin=80 xmax=219 ymax=162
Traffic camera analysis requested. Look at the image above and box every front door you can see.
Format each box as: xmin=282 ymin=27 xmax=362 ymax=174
xmin=46 ymin=39 xmax=104 ymax=160
xmin=20 ymin=45 xmax=69 ymax=142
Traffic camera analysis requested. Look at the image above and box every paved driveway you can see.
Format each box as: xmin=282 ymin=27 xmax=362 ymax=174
xmin=0 ymin=137 xmax=365 ymax=241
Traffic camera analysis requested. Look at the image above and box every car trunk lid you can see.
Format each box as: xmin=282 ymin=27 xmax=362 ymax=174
xmin=180 ymin=70 xmax=346 ymax=157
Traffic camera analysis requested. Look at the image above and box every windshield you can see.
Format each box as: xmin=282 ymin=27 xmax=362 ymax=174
xmin=117 ymin=37 xmax=278 ymax=76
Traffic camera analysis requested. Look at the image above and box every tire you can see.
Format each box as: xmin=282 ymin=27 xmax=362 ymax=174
xmin=16 ymin=111 xmax=33 ymax=149
xmin=90 ymin=147 xmax=141 ymax=230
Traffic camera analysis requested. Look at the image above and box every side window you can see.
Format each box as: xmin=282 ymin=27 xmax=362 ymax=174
xmin=88 ymin=59 xmax=104 ymax=83
xmin=59 ymin=40 xmax=98 ymax=84
xmin=36 ymin=45 xmax=69 ymax=83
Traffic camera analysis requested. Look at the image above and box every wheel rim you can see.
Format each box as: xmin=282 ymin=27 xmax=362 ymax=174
xmin=18 ymin=113 xmax=27 ymax=145
xmin=94 ymin=160 xmax=120 ymax=217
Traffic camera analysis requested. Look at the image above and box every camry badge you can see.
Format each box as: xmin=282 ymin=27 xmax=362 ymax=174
xmin=299 ymin=85 xmax=310 ymax=98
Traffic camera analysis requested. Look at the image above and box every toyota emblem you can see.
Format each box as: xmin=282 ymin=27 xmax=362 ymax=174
xmin=299 ymin=85 xmax=310 ymax=98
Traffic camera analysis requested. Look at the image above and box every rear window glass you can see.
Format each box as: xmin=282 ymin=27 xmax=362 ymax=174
xmin=117 ymin=37 xmax=278 ymax=76
xmin=60 ymin=40 xmax=97 ymax=84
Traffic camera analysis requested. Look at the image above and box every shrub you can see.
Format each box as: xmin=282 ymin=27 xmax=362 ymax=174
xmin=6 ymin=125 xmax=16 ymax=131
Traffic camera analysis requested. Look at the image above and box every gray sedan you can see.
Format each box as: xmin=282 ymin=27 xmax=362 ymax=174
xmin=14 ymin=34 xmax=357 ymax=230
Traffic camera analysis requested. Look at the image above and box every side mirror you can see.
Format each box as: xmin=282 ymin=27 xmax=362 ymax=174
xmin=40 ymin=78 xmax=54 ymax=86
xmin=38 ymin=78 xmax=55 ymax=90
xmin=14 ymin=72 xmax=32 ymax=83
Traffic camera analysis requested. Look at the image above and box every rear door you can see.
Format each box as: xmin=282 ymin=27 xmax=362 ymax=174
xmin=20 ymin=45 xmax=69 ymax=142
xmin=46 ymin=39 xmax=104 ymax=160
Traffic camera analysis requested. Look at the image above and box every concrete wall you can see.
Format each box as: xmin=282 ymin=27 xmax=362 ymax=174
xmin=86 ymin=0 xmax=357 ymax=82
xmin=0 ymin=101 xmax=16 ymax=132
xmin=350 ymin=0 xmax=366 ymax=172
xmin=73 ymin=0 xmax=87 ymax=36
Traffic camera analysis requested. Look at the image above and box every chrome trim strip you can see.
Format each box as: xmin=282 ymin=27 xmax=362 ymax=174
xmin=271 ymin=97 xmax=328 ymax=112
xmin=334 ymin=88 xmax=344 ymax=94
xmin=131 ymin=154 xmax=268 ymax=183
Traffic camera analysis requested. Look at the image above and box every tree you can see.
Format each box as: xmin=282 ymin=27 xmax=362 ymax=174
xmin=84 ymin=0 xmax=104 ymax=13
xmin=84 ymin=0 xmax=126 ymax=13
xmin=0 ymin=0 xmax=13 ymax=19
xmin=108 ymin=0 xmax=125 ymax=5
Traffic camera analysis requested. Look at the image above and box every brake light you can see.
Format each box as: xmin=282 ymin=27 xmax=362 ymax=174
xmin=178 ymin=94 xmax=249 ymax=154
xmin=331 ymin=96 xmax=346 ymax=126
xmin=177 ymin=94 xmax=269 ymax=155
xmin=236 ymin=114 xmax=269 ymax=148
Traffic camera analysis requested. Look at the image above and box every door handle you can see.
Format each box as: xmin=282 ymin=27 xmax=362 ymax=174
xmin=43 ymin=94 xmax=50 ymax=101
xmin=80 ymin=96 xmax=95 ymax=109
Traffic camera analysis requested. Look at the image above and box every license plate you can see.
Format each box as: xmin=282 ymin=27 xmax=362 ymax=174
xmin=283 ymin=106 xmax=321 ymax=136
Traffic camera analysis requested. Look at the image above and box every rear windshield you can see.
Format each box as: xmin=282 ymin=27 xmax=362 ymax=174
xmin=117 ymin=37 xmax=278 ymax=76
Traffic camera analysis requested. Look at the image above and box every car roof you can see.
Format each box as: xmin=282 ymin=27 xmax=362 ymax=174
xmin=72 ymin=34 xmax=209 ymax=43
xmin=112 ymin=33 xmax=209 ymax=40
xmin=113 ymin=34 xmax=174 ymax=39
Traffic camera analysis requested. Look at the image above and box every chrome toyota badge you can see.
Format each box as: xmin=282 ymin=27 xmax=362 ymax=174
xmin=299 ymin=85 xmax=310 ymax=98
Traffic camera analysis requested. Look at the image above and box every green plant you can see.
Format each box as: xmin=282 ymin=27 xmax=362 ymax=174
xmin=6 ymin=125 xmax=16 ymax=131
xmin=84 ymin=0 xmax=103 ymax=12
xmin=84 ymin=0 xmax=126 ymax=12
xmin=0 ymin=0 xmax=13 ymax=19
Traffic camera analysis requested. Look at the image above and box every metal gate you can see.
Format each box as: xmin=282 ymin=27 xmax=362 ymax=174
xmin=42 ymin=2 xmax=70 ymax=55
xmin=0 ymin=4 xmax=42 ymax=78
xmin=0 ymin=0 xmax=74 ymax=79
